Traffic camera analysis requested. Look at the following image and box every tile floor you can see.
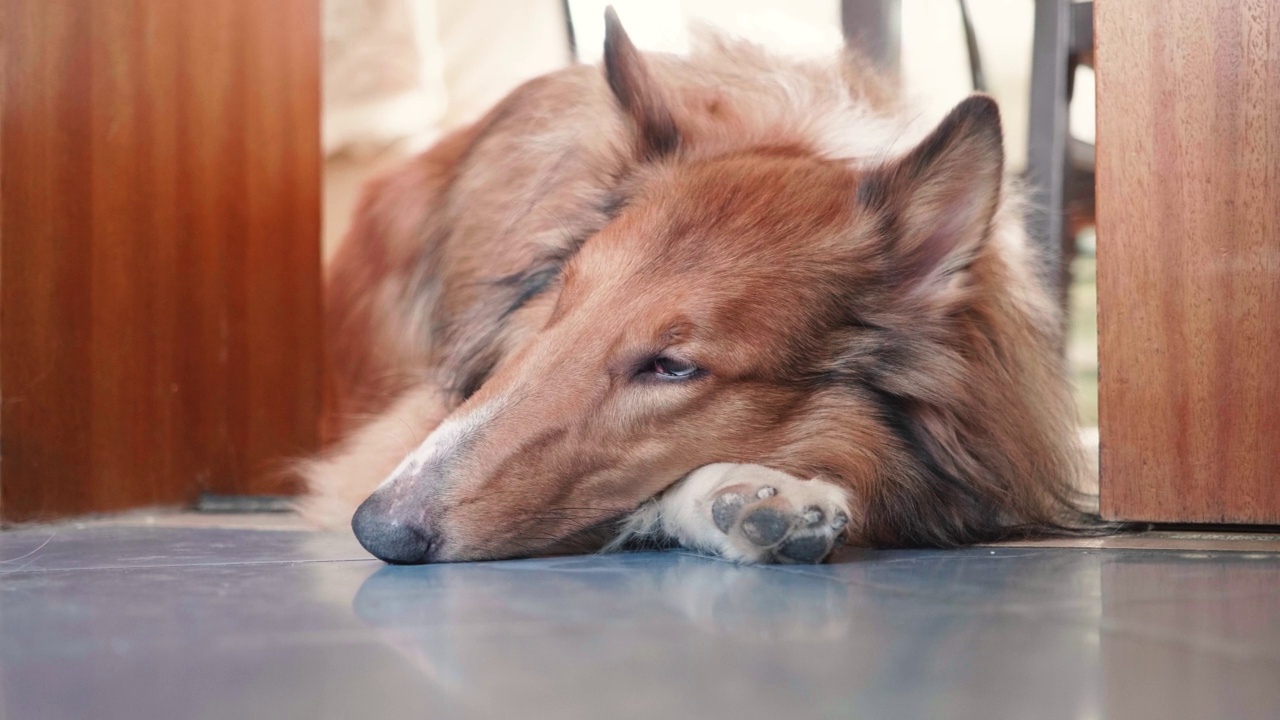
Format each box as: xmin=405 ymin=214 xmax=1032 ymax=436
xmin=2 ymin=517 xmax=1279 ymax=720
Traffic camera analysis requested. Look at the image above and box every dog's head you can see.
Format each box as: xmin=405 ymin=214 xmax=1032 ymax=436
xmin=350 ymin=14 xmax=1070 ymax=563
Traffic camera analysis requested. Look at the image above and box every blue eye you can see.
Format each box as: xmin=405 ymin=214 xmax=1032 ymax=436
xmin=650 ymin=356 xmax=700 ymax=380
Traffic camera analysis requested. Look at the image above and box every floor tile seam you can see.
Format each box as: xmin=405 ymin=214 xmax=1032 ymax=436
xmin=762 ymin=546 xmax=1280 ymax=585
xmin=0 ymin=557 xmax=380 ymax=576
xmin=992 ymin=545 xmax=1280 ymax=557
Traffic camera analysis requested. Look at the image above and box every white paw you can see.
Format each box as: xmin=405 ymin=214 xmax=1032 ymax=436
xmin=658 ymin=464 xmax=853 ymax=564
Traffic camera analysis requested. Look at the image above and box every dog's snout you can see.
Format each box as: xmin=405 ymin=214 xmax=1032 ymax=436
xmin=351 ymin=493 xmax=439 ymax=564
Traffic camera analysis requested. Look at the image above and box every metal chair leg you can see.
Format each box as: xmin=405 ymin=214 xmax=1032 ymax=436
xmin=841 ymin=0 xmax=902 ymax=76
xmin=1026 ymin=0 xmax=1072 ymax=309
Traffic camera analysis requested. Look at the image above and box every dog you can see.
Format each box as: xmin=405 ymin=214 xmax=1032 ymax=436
xmin=302 ymin=10 xmax=1091 ymax=564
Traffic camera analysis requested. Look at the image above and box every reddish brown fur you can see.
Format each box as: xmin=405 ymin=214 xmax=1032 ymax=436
xmin=304 ymin=23 xmax=1090 ymax=561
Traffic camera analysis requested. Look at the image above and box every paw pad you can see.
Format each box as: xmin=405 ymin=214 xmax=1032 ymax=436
xmin=801 ymin=506 xmax=824 ymax=526
xmin=711 ymin=493 xmax=745 ymax=533
xmin=708 ymin=476 xmax=850 ymax=564
xmin=740 ymin=506 xmax=791 ymax=546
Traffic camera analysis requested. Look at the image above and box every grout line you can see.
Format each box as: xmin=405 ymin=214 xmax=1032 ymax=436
xmin=0 ymin=556 xmax=381 ymax=576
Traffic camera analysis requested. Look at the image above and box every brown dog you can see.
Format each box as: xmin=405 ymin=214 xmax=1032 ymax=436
xmin=302 ymin=11 xmax=1090 ymax=564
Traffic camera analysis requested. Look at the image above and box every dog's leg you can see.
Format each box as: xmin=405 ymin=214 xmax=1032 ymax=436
xmin=618 ymin=463 xmax=854 ymax=563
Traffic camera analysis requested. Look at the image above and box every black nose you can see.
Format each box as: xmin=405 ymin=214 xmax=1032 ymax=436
xmin=351 ymin=493 xmax=439 ymax=564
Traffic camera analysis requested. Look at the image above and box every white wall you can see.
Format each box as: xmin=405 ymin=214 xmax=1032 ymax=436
xmin=323 ymin=0 xmax=1090 ymax=257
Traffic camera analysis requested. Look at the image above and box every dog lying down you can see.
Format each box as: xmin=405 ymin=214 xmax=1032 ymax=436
xmin=302 ymin=10 xmax=1094 ymax=564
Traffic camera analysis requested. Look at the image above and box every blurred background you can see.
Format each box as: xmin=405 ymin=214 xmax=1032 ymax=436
xmin=322 ymin=0 xmax=1098 ymax=430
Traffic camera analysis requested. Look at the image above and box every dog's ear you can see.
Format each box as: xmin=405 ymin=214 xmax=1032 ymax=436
xmin=603 ymin=7 xmax=679 ymax=161
xmin=857 ymin=95 xmax=1004 ymax=286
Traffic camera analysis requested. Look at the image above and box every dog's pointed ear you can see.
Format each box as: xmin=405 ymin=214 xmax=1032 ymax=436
xmin=603 ymin=6 xmax=679 ymax=161
xmin=857 ymin=95 xmax=1004 ymax=285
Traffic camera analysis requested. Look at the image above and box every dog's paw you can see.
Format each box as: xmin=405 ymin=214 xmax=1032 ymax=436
xmin=709 ymin=475 xmax=849 ymax=563
xmin=639 ymin=463 xmax=854 ymax=564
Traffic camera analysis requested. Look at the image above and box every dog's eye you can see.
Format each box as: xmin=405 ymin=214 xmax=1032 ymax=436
xmin=649 ymin=356 xmax=700 ymax=380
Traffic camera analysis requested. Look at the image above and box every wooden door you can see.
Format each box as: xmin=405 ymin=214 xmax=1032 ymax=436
xmin=0 ymin=0 xmax=322 ymax=521
xmin=1096 ymin=0 xmax=1280 ymax=523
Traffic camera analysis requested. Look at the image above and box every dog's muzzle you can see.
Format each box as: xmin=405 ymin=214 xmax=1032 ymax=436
xmin=351 ymin=491 xmax=440 ymax=564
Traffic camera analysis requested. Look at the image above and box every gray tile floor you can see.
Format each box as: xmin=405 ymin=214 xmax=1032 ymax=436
xmin=2 ymin=522 xmax=1279 ymax=720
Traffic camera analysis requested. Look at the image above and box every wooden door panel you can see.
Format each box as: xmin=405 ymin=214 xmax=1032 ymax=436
xmin=1096 ymin=0 xmax=1280 ymax=523
xmin=1 ymin=0 xmax=322 ymax=521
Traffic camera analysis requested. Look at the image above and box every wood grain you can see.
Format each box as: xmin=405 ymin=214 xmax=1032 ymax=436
xmin=0 ymin=0 xmax=322 ymax=521
xmin=1096 ymin=0 xmax=1280 ymax=523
